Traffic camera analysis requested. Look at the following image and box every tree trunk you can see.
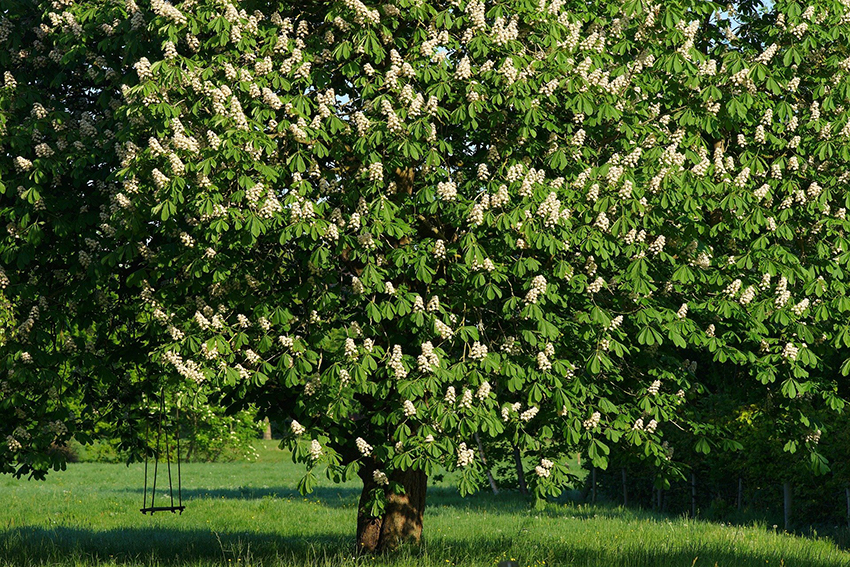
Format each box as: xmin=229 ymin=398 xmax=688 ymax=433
xmin=512 ymin=444 xmax=528 ymax=496
xmin=356 ymin=467 xmax=427 ymax=553
xmin=262 ymin=418 xmax=272 ymax=440
xmin=474 ymin=432 xmax=499 ymax=495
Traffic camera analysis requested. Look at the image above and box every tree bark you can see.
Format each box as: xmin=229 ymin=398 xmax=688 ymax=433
xmin=474 ymin=431 xmax=499 ymax=495
xmin=262 ymin=418 xmax=272 ymax=440
xmin=512 ymin=444 xmax=528 ymax=496
xmin=356 ymin=467 xmax=427 ymax=553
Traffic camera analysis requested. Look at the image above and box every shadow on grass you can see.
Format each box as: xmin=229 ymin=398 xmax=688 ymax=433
xmin=1 ymin=525 xmax=846 ymax=567
xmin=118 ymin=485 xmax=533 ymax=512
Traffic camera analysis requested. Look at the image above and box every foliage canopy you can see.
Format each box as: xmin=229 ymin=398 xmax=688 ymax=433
xmin=2 ymin=0 xmax=850 ymax=538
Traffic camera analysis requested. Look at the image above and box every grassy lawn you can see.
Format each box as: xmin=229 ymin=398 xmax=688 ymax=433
xmin=2 ymin=441 xmax=849 ymax=566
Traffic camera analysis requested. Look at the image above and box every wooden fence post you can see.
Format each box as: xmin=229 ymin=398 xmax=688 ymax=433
xmin=845 ymin=486 xmax=849 ymax=528
xmin=783 ymin=482 xmax=792 ymax=531
xmin=591 ymin=466 xmax=597 ymax=504
xmin=691 ymin=472 xmax=697 ymax=519
xmin=737 ymin=477 xmax=743 ymax=510
xmin=621 ymin=468 xmax=628 ymax=507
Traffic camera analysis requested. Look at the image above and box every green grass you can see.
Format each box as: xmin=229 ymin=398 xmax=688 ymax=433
xmin=2 ymin=441 xmax=849 ymax=567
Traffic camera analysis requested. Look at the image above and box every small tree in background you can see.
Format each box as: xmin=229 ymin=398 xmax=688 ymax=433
xmin=2 ymin=0 xmax=850 ymax=552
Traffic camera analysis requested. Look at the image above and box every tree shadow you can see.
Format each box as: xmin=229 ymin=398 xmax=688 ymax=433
xmin=119 ymin=484 xmax=363 ymax=505
xmin=117 ymin=484 xmax=533 ymax=512
xmin=1 ymin=525 xmax=846 ymax=567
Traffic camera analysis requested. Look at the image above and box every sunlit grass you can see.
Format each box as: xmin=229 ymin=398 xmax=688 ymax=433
xmin=2 ymin=441 xmax=849 ymax=566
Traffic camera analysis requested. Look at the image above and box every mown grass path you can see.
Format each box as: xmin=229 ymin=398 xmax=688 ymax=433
xmin=2 ymin=444 xmax=849 ymax=566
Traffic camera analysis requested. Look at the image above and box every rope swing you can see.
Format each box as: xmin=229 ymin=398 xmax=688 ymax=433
xmin=141 ymin=387 xmax=184 ymax=515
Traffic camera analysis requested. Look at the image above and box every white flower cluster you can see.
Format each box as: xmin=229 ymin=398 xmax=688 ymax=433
xmin=433 ymin=239 xmax=446 ymax=260
xmin=648 ymin=235 xmax=666 ymax=255
xmin=782 ymin=342 xmax=799 ymax=361
xmin=804 ymin=429 xmax=822 ymax=445
xmin=163 ymin=351 xmax=205 ymax=384
xmin=35 ymin=143 xmax=54 ymax=158
xmin=524 ymin=275 xmax=547 ymax=304
xmin=775 ymin=276 xmax=790 ymax=308
xmin=151 ymin=0 xmax=187 ymax=24
xmin=791 ymin=298 xmax=809 ymax=316
xmin=445 ymin=386 xmax=456 ymax=404
xmin=755 ymin=43 xmax=779 ymax=64
xmin=520 ymin=406 xmax=539 ymax=422
xmin=13 ymin=156 xmax=33 ymax=172
xmin=520 ymin=168 xmax=545 ymax=198
xmin=583 ymin=411 xmax=601 ymax=430
xmin=345 ymin=337 xmax=358 ymax=359
xmin=309 ymin=439 xmax=323 ymax=461
xmin=437 ymin=180 xmax=457 ymax=201
xmin=467 ymin=202 xmax=486 ymax=226
xmin=403 ymin=400 xmax=417 ymax=417
xmin=367 ymin=162 xmax=383 ymax=183
xmin=537 ymin=351 xmax=552 ymax=371
xmin=535 ymin=458 xmax=555 ymax=478
xmin=6 ymin=435 xmax=22 ymax=452
xmin=417 ymin=341 xmax=439 ymax=372
xmin=491 ymin=184 xmax=509 ymax=208
xmin=435 ymin=319 xmax=454 ymax=340
xmin=476 ymin=380 xmax=491 ymax=400
xmin=502 ymin=402 xmax=520 ymax=421
xmin=427 ymin=295 xmax=440 ymax=312
xmin=290 ymin=420 xmax=306 ymax=435
xmin=587 ymin=277 xmax=605 ymax=294
xmin=725 ymin=279 xmax=742 ymax=299
xmin=373 ymin=469 xmax=389 ymax=486
xmin=459 ymin=388 xmax=473 ymax=409
xmin=470 ymin=341 xmax=488 ymax=360
xmin=152 ymin=168 xmax=169 ymax=189
xmin=456 ymin=442 xmax=475 ymax=467
xmin=648 ymin=380 xmax=661 ymax=395
xmin=676 ymin=303 xmax=688 ymax=319
xmin=739 ymin=285 xmax=757 ymax=305
xmin=388 ymin=344 xmax=407 ymax=379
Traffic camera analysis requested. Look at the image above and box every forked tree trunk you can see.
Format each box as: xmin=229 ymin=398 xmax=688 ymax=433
xmin=356 ymin=467 xmax=427 ymax=553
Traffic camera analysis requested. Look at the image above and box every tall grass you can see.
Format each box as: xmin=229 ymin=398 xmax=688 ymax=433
xmin=2 ymin=442 xmax=848 ymax=566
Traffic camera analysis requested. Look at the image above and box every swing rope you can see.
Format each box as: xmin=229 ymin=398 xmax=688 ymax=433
xmin=141 ymin=387 xmax=185 ymax=515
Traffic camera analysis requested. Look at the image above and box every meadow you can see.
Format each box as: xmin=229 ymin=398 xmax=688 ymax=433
xmin=2 ymin=441 xmax=849 ymax=567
